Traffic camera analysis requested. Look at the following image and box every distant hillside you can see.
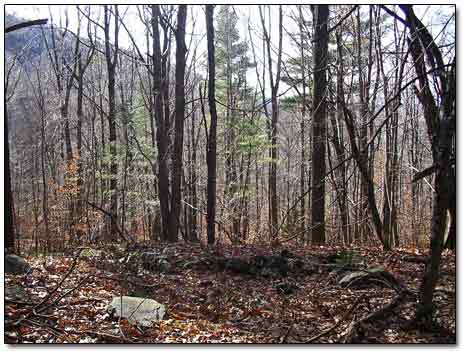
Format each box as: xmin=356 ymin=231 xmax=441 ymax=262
xmin=5 ymin=13 xmax=49 ymax=61
xmin=5 ymin=12 xmax=83 ymax=68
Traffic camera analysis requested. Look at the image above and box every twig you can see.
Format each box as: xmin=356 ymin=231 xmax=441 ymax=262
xmin=33 ymin=247 xmax=85 ymax=312
xmin=327 ymin=6 xmax=358 ymax=35
xmin=181 ymin=200 xmax=236 ymax=244
xmin=18 ymin=315 xmax=126 ymax=342
xmin=83 ymin=330 xmax=127 ymax=342
xmin=306 ymin=293 xmax=365 ymax=343
xmin=343 ymin=292 xmax=409 ymax=343
xmin=25 ymin=319 xmax=65 ymax=337
xmin=362 ymin=293 xmax=405 ymax=323
xmin=40 ymin=273 xmax=93 ymax=312
xmin=52 ymin=324 xmax=127 ymax=342
xmin=5 ymin=300 xmax=35 ymax=306
xmin=19 ymin=273 xmax=94 ymax=324
xmin=86 ymin=201 xmax=131 ymax=242
xmin=280 ymin=323 xmax=293 ymax=343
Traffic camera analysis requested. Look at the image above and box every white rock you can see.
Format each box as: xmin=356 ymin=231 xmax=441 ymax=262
xmin=108 ymin=296 xmax=165 ymax=327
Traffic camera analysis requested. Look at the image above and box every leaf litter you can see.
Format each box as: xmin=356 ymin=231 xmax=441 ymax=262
xmin=4 ymin=243 xmax=455 ymax=343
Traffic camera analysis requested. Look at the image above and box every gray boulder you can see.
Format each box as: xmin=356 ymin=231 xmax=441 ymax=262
xmin=338 ymin=271 xmax=369 ymax=287
xmin=338 ymin=267 xmax=395 ymax=289
xmin=108 ymin=296 xmax=165 ymax=327
xmin=141 ymin=252 xmax=172 ymax=273
xmin=5 ymin=255 xmax=31 ymax=275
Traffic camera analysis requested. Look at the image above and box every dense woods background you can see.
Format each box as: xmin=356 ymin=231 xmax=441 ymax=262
xmin=4 ymin=4 xmax=455 ymax=343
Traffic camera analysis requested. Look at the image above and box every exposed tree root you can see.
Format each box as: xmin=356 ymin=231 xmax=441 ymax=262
xmin=304 ymin=293 xmax=366 ymax=343
xmin=342 ymin=292 xmax=410 ymax=343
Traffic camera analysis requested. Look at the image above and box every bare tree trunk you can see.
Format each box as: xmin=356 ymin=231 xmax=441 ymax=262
xmin=5 ymin=104 xmax=15 ymax=253
xmin=168 ymin=5 xmax=187 ymax=242
xmin=32 ymin=148 xmax=40 ymax=252
xmin=6 ymin=17 xmax=48 ymax=253
xmin=75 ymin=10 xmax=95 ymax=240
xmin=336 ymin=30 xmax=387 ymax=250
xmin=399 ymin=4 xmax=456 ymax=327
xmin=205 ymin=5 xmax=218 ymax=245
xmin=259 ymin=5 xmax=283 ymax=242
xmin=35 ymin=71 xmax=51 ymax=252
xmin=96 ymin=63 xmax=107 ymax=209
xmin=103 ymin=5 xmax=120 ymax=240
xmin=355 ymin=7 xmax=370 ymax=242
xmin=151 ymin=5 xmax=170 ymax=241
xmin=42 ymin=10 xmax=81 ymax=243
xmin=189 ymin=88 xmax=198 ymax=242
xmin=329 ymin=88 xmax=349 ymax=244
xmin=298 ymin=7 xmax=307 ymax=242
xmin=310 ymin=5 xmax=329 ymax=244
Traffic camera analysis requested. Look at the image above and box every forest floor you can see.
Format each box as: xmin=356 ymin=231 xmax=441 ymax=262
xmin=4 ymin=242 xmax=455 ymax=344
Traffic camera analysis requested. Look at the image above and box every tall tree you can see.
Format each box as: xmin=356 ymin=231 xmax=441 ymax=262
xmin=336 ymin=30 xmax=388 ymax=250
xmin=75 ymin=5 xmax=95 ymax=226
xmin=298 ymin=7 xmax=308 ymax=242
xmin=41 ymin=9 xmax=77 ymax=164
xmin=329 ymin=76 xmax=350 ymax=244
xmin=5 ymin=95 xmax=15 ymax=253
xmin=378 ymin=8 xmax=403 ymax=248
xmin=205 ymin=5 xmax=219 ymax=245
xmin=5 ymin=18 xmax=48 ymax=254
xmin=310 ymin=5 xmax=329 ymax=244
xmin=259 ymin=5 xmax=283 ymax=242
xmin=168 ymin=5 xmax=187 ymax=242
xmin=103 ymin=5 xmax=120 ymax=238
xmin=41 ymin=10 xmax=81 ymax=242
xmin=397 ymin=4 xmax=455 ymax=327
xmin=150 ymin=5 xmax=171 ymax=241
xmin=216 ymin=5 xmax=255 ymax=240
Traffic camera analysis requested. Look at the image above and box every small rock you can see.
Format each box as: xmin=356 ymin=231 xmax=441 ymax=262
xmin=274 ymin=282 xmax=298 ymax=295
xmin=338 ymin=267 xmax=392 ymax=288
xmin=287 ymin=258 xmax=304 ymax=271
xmin=108 ymin=296 xmax=165 ymax=327
xmin=5 ymin=255 xmax=31 ymax=275
xmin=80 ymin=248 xmax=101 ymax=258
xmin=338 ymin=271 xmax=368 ymax=287
xmin=141 ymin=252 xmax=172 ymax=273
xmin=266 ymin=256 xmax=289 ymax=276
xmin=5 ymin=284 xmax=28 ymax=302
xmin=251 ymin=255 xmax=289 ymax=277
xmin=260 ymin=267 xmax=274 ymax=278
xmin=224 ymin=258 xmax=251 ymax=274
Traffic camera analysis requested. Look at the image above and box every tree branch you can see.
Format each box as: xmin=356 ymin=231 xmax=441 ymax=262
xmin=6 ymin=19 xmax=48 ymax=33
